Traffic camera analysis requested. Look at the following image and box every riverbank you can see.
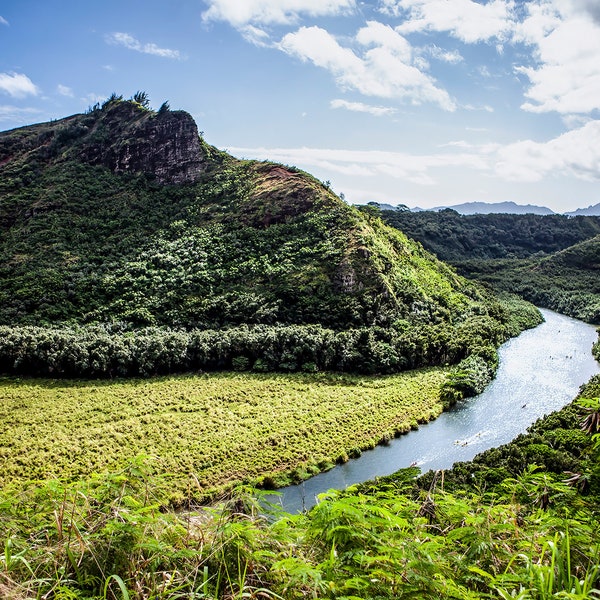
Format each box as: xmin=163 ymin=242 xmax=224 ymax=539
xmin=275 ymin=309 xmax=600 ymax=512
xmin=2 ymin=375 xmax=599 ymax=600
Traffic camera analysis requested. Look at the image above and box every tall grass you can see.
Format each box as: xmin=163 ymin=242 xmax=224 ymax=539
xmin=0 ymin=369 xmax=447 ymax=502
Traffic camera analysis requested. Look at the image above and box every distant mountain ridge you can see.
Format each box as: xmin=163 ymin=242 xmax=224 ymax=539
xmin=565 ymin=203 xmax=600 ymax=217
xmin=370 ymin=200 xmax=600 ymax=216
xmin=412 ymin=201 xmax=555 ymax=215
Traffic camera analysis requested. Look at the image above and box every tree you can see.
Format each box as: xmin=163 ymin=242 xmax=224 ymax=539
xmin=133 ymin=91 xmax=150 ymax=108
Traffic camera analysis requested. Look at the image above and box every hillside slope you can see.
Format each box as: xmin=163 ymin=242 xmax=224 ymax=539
xmin=381 ymin=209 xmax=600 ymax=261
xmin=463 ymin=235 xmax=600 ymax=323
xmin=0 ymin=96 xmax=540 ymax=376
xmin=379 ymin=209 xmax=600 ymax=323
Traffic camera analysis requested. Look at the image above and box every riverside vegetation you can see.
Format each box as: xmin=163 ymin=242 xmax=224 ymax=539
xmin=0 ymin=96 xmax=598 ymax=598
xmin=1 ymin=380 xmax=599 ymax=598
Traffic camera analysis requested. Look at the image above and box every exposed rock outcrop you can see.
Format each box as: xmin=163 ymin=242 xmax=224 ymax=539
xmin=78 ymin=102 xmax=207 ymax=184
xmin=0 ymin=99 xmax=209 ymax=185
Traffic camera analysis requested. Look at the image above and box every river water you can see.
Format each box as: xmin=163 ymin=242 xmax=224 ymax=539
xmin=274 ymin=309 xmax=600 ymax=513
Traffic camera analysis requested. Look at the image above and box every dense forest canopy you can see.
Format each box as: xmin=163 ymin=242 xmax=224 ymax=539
xmin=381 ymin=209 xmax=600 ymax=261
xmin=381 ymin=208 xmax=600 ymax=323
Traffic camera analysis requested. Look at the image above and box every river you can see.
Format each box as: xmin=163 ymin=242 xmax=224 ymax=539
xmin=273 ymin=309 xmax=600 ymax=513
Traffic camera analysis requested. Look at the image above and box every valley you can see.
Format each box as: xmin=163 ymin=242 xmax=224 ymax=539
xmin=0 ymin=97 xmax=599 ymax=599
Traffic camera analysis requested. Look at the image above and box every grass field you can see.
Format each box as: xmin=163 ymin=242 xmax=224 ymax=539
xmin=0 ymin=369 xmax=448 ymax=502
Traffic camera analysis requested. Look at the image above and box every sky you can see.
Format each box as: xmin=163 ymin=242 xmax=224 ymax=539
xmin=1 ymin=0 xmax=600 ymax=213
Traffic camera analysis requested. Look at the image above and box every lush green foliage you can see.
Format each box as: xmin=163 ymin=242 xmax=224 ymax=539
xmin=381 ymin=209 xmax=600 ymax=323
xmin=382 ymin=209 xmax=600 ymax=261
xmin=2 ymin=97 xmax=596 ymax=599
xmin=1 ymin=407 xmax=599 ymax=599
xmin=0 ymin=293 xmax=540 ymax=378
xmin=0 ymin=369 xmax=448 ymax=500
xmin=458 ymin=237 xmax=600 ymax=323
xmin=0 ymin=99 xmax=541 ymax=380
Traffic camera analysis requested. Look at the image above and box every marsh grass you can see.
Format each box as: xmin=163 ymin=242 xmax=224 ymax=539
xmin=0 ymin=369 xmax=447 ymax=502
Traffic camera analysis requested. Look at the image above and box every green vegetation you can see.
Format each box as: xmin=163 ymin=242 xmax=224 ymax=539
xmin=1 ymin=382 xmax=599 ymax=599
xmin=0 ymin=369 xmax=449 ymax=500
xmin=0 ymin=98 xmax=541 ymax=379
xmin=2 ymin=96 xmax=596 ymax=599
xmin=458 ymin=236 xmax=600 ymax=323
xmin=0 ymin=292 xmax=540 ymax=378
xmin=381 ymin=209 xmax=600 ymax=261
xmin=381 ymin=209 xmax=600 ymax=323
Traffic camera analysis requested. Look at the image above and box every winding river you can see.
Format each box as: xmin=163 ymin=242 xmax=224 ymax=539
xmin=274 ymin=309 xmax=600 ymax=513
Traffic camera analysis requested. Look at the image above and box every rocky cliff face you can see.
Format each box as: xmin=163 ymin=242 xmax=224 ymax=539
xmin=0 ymin=99 xmax=209 ymax=185
xmin=78 ymin=101 xmax=208 ymax=184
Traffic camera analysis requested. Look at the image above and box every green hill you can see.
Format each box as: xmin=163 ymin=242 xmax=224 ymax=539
xmin=380 ymin=209 xmax=600 ymax=323
xmin=381 ymin=209 xmax=600 ymax=261
xmin=461 ymin=235 xmax=600 ymax=323
xmin=0 ymin=95 xmax=538 ymax=376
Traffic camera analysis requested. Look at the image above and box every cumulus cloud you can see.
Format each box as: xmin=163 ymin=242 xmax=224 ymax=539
xmin=202 ymin=0 xmax=355 ymax=27
xmin=105 ymin=32 xmax=183 ymax=59
xmin=57 ymin=84 xmax=73 ymax=97
xmin=384 ymin=0 xmax=515 ymax=43
xmin=0 ymin=73 xmax=39 ymax=98
xmin=514 ymin=4 xmax=600 ymax=114
xmin=571 ymin=0 xmax=600 ymax=24
xmin=495 ymin=119 xmax=600 ymax=181
xmin=279 ymin=22 xmax=456 ymax=110
xmin=0 ymin=16 xmax=8 ymax=26
xmin=330 ymin=98 xmax=396 ymax=116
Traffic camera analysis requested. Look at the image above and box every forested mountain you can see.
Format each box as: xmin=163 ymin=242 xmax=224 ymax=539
xmin=0 ymin=95 xmax=540 ymax=377
xmin=0 ymin=96 xmax=478 ymax=329
xmin=460 ymin=235 xmax=600 ymax=323
xmin=381 ymin=209 xmax=600 ymax=261
xmin=380 ymin=209 xmax=600 ymax=323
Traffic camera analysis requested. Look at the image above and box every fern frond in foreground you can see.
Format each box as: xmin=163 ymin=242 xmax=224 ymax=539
xmin=1 ymin=450 xmax=599 ymax=599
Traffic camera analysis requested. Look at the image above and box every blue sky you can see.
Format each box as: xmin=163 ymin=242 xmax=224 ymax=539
xmin=1 ymin=0 xmax=599 ymax=213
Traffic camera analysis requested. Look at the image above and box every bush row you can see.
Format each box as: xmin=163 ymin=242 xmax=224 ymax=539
xmin=0 ymin=318 xmax=514 ymax=378
xmin=440 ymin=353 xmax=497 ymax=406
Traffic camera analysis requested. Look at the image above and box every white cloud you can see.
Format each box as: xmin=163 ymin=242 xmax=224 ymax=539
xmin=424 ymin=45 xmax=463 ymax=64
xmin=229 ymin=145 xmax=488 ymax=185
xmin=514 ymin=6 xmax=600 ymax=114
xmin=330 ymin=98 xmax=396 ymax=116
xmin=0 ymin=16 xmax=8 ymax=26
xmin=229 ymin=121 xmax=600 ymax=188
xmin=0 ymin=73 xmax=39 ymax=98
xmin=495 ymin=119 xmax=600 ymax=181
xmin=105 ymin=32 xmax=183 ymax=59
xmin=386 ymin=0 xmax=515 ymax=43
xmin=279 ymin=23 xmax=456 ymax=110
xmin=0 ymin=104 xmax=42 ymax=123
xmin=462 ymin=103 xmax=494 ymax=112
xmin=240 ymin=25 xmax=272 ymax=46
xmin=57 ymin=84 xmax=73 ymax=97
xmin=202 ymin=0 xmax=355 ymax=27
